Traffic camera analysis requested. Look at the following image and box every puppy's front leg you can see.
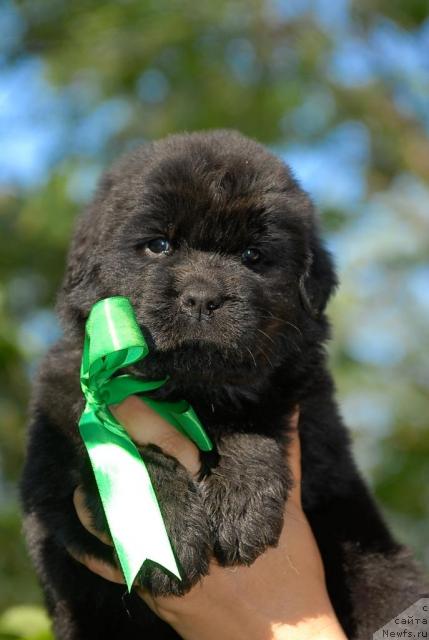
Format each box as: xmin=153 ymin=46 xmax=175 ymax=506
xmin=139 ymin=444 xmax=212 ymax=595
xmin=83 ymin=444 xmax=212 ymax=597
xmin=200 ymin=432 xmax=291 ymax=566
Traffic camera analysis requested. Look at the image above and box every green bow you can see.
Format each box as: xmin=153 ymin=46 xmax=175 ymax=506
xmin=78 ymin=296 xmax=212 ymax=591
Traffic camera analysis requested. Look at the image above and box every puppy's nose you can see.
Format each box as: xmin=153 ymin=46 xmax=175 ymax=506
xmin=179 ymin=284 xmax=224 ymax=319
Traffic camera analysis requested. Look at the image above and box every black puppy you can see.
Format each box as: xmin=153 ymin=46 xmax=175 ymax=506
xmin=21 ymin=130 xmax=425 ymax=640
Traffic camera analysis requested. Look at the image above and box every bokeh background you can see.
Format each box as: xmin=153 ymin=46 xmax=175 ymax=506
xmin=0 ymin=0 xmax=428 ymax=636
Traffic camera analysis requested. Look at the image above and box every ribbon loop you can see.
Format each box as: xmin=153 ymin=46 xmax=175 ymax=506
xmin=78 ymin=296 xmax=212 ymax=590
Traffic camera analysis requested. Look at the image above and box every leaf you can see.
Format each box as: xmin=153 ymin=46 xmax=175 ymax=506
xmin=0 ymin=606 xmax=52 ymax=640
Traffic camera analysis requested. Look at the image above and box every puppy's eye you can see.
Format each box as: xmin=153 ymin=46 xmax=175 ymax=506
xmin=241 ymin=247 xmax=261 ymax=265
xmin=146 ymin=238 xmax=172 ymax=255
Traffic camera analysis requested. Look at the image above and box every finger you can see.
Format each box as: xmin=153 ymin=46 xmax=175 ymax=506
xmin=68 ymin=547 xmax=125 ymax=585
xmin=73 ymin=486 xmax=113 ymax=546
xmin=286 ymin=408 xmax=302 ymax=504
xmin=110 ymin=396 xmax=201 ymax=477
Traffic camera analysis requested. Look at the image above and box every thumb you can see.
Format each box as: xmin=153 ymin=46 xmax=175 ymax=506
xmin=110 ymin=396 xmax=201 ymax=478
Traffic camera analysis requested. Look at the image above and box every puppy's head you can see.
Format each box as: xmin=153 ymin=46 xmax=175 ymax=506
xmin=59 ymin=130 xmax=336 ymax=391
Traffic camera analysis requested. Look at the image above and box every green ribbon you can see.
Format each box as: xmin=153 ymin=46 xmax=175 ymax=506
xmin=78 ymin=296 xmax=212 ymax=591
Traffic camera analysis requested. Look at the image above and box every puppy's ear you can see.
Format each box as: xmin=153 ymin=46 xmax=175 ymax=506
xmin=299 ymin=231 xmax=337 ymax=318
xmin=57 ymin=173 xmax=115 ymax=331
xmin=57 ymin=203 xmax=107 ymax=333
xmin=61 ymin=221 xmax=100 ymax=301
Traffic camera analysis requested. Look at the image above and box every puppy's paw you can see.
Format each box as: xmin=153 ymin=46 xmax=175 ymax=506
xmin=81 ymin=444 xmax=211 ymax=596
xmin=136 ymin=445 xmax=212 ymax=596
xmin=201 ymin=434 xmax=291 ymax=566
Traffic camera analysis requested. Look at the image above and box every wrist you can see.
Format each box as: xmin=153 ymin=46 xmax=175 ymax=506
xmin=157 ymin=589 xmax=347 ymax=640
xmin=272 ymin=609 xmax=347 ymax=640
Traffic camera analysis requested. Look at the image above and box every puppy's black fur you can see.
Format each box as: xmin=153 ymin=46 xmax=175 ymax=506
xmin=21 ymin=130 xmax=425 ymax=639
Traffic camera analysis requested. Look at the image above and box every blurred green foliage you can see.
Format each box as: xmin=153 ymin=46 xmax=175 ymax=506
xmin=0 ymin=605 xmax=52 ymax=639
xmin=0 ymin=0 xmax=428 ymax=623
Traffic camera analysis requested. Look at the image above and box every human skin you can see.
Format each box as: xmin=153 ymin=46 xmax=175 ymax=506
xmin=71 ymin=396 xmax=347 ymax=640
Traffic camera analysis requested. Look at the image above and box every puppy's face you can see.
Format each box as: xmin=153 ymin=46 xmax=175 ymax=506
xmin=61 ymin=131 xmax=336 ymax=389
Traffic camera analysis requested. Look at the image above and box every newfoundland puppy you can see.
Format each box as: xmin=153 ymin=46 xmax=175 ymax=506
xmin=21 ymin=130 xmax=425 ymax=639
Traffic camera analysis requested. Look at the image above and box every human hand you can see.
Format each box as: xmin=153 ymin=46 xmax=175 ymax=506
xmin=72 ymin=397 xmax=347 ymax=640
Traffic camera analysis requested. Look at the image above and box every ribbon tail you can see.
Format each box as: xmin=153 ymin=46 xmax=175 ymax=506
xmin=79 ymin=409 xmax=181 ymax=591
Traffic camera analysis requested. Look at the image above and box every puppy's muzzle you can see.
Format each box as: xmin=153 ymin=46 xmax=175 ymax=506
xmin=179 ymin=281 xmax=225 ymax=321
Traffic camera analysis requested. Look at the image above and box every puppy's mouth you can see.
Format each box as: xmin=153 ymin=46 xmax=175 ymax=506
xmin=130 ymin=338 xmax=263 ymax=387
